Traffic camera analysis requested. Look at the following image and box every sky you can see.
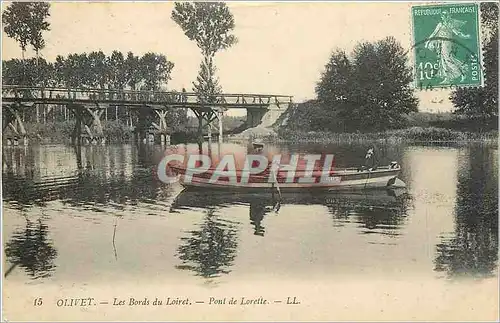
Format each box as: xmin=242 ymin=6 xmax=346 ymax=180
xmin=1 ymin=1 xmax=453 ymax=113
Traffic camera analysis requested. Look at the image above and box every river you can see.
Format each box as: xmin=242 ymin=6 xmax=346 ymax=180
xmin=2 ymin=142 xmax=498 ymax=321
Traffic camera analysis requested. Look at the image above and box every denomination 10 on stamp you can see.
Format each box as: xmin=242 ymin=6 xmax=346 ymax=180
xmin=411 ymin=2 xmax=482 ymax=89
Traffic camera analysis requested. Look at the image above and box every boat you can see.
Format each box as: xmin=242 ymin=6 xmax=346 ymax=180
xmin=168 ymin=161 xmax=406 ymax=192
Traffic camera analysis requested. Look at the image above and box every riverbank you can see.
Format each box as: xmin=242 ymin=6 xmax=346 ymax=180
xmin=6 ymin=121 xmax=498 ymax=146
xmin=9 ymin=119 xmax=244 ymax=145
xmin=269 ymin=127 xmax=498 ymax=145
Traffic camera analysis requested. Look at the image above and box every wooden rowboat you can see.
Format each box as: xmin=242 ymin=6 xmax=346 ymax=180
xmin=169 ymin=161 xmax=406 ymax=192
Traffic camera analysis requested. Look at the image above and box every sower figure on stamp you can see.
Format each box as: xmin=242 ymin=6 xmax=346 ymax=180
xmin=424 ymin=10 xmax=471 ymax=84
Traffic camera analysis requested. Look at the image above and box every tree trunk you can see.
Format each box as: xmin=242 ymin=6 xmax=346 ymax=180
xmin=35 ymin=50 xmax=40 ymax=123
xmin=198 ymin=114 xmax=203 ymax=146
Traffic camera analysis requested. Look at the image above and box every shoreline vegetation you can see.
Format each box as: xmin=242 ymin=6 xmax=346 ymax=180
xmin=262 ymin=103 xmax=498 ymax=145
xmin=10 ymin=114 xmax=498 ymax=146
xmin=270 ymin=127 xmax=498 ymax=145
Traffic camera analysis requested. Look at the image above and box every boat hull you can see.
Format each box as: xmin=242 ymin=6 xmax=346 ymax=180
xmin=172 ymin=165 xmax=404 ymax=192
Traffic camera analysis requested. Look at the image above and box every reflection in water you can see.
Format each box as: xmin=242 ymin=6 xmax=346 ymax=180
xmin=327 ymin=189 xmax=411 ymax=236
xmin=4 ymin=218 xmax=57 ymax=279
xmin=2 ymin=143 xmax=498 ymax=283
xmin=249 ymin=200 xmax=272 ymax=236
xmin=171 ymin=189 xmax=411 ymax=238
xmin=434 ymin=146 xmax=499 ymax=278
xmin=2 ymin=145 xmax=171 ymax=209
xmin=170 ymin=191 xmax=278 ymax=237
xmin=176 ymin=208 xmax=239 ymax=278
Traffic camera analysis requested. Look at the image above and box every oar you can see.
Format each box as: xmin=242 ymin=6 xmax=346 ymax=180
xmin=270 ymin=160 xmax=282 ymax=213
xmin=271 ymin=160 xmax=282 ymax=198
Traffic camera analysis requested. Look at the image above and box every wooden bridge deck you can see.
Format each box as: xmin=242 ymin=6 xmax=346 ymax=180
xmin=2 ymin=86 xmax=293 ymax=109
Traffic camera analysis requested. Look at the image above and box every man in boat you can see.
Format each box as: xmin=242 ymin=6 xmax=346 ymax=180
xmin=357 ymin=147 xmax=378 ymax=172
xmin=364 ymin=147 xmax=378 ymax=170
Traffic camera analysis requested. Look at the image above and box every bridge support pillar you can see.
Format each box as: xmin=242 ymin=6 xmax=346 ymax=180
xmin=70 ymin=104 xmax=106 ymax=146
xmin=134 ymin=107 xmax=170 ymax=145
xmin=153 ymin=109 xmax=170 ymax=146
xmin=191 ymin=108 xmax=218 ymax=145
xmin=135 ymin=108 xmax=151 ymax=144
xmin=2 ymin=104 xmax=28 ymax=146
xmin=247 ymin=108 xmax=268 ymax=128
xmin=217 ymin=109 xmax=224 ymax=144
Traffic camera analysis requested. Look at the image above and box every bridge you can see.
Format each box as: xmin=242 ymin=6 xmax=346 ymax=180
xmin=2 ymin=85 xmax=293 ymax=145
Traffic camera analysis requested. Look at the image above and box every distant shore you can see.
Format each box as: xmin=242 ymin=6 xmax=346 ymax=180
xmin=270 ymin=127 xmax=498 ymax=145
xmin=3 ymin=121 xmax=498 ymax=146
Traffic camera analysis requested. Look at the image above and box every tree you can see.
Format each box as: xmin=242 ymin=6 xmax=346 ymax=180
xmin=108 ymin=51 xmax=127 ymax=90
xmin=53 ymin=55 xmax=67 ymax=87
xmin=316 ymin=37 xmax=418 ymax=132
xmin=2 ymin=58 xmax=53 ymax=87
xmin=2 ymin=2 xmax=50 ymax=59
xmin=2 ymin=59 xmax=27 ymax=85
xmin=125 ymin=52 xmax=142 ymax=91
xmin=139 ymin=53 xmax=174 ymax=91
xmin=88 ymin=51 xmax=108 ymax=89
xmin=3 ymin=3 xmax=32 ymax=59
xmin=171 ymin=2 xmax=237 ymax=102
xmin=314 ymin=50 xmax=352 ymax=131
xmin=480 ymin=2 xmax=499 ymax=43
xmin=451 ymin=3 xmax=498 ymax=122
xmin=171 ymin=2 xmax=237 ymax=58
xmin=353 ymin=37 xmax=418 ymax=131
xmin=28 ymin=2 xmax=51 ymax=59
xmin=192 ymin=58 xmax=222 ymax=104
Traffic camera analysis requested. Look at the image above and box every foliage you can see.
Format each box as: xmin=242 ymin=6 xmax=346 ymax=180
xmin=192 ymin=57 xmax=222 ymax=103
xmin=2 ymin=51 xmax=174 ymax=90
xmin=22 ymin=121 xmax=135 ymax=144
xmin=480 ymin=2 xmax=499 ymax=42
xmin=140 ymin=52 xmax=175 ymax=91
xmin=316 ymin=37 xmax=418 ymax=132
xmin=28 ymin=2 xmax=51 ymax=57
xmin=108 ymin=50 xmax=127 ymax=89
xmin=166 ymin=109 xmax=189 ymax=132
xmin=172 ymin=2 xmax=237 ymax=104
xmin=171 ymin=2 xmax=237 ymax=58
xmin=451 ymin=2 xmax=498 ymax=119
xmin=101 ymin=121 xmax=134 ymax=143
xmin=274 ymin=100 xmax=339 ymax=132
xmin=405 ymin=112 xmax=454 ymax=127
xmin=275 ymin=127 xmax=497 ymax=144
xmin=2 ymin=2 xmax=50 ymax=57
xmin=25 ymin=120 xmax=75 ymax=143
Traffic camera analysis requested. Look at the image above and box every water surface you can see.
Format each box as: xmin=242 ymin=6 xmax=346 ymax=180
xmin=3 ymin=142 xmax=497 ymax=286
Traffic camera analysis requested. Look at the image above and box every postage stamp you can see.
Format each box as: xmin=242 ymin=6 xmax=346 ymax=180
xmin=411 ymin=2 xmax=482 ymax=89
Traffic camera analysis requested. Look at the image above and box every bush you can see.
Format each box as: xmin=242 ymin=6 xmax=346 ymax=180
xmin=274 ymin=127 xmax=497 ymax=144
xmin=102 ymin=121 xmax=133 ymax=143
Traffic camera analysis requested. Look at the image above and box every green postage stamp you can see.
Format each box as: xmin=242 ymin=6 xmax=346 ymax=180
xmin=411 ymin=2 xmax=482 ymax=89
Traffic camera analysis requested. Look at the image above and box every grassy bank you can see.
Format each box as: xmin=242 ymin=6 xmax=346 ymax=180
xmin=17 ymin=121 xmax=135 ymax=144
xmin=271 ymin=127 xmax=498 ymax=144
xmin=7 ymin=120 xmax=498 ymax=146
xmin=12 ymin=119 xmax=243 ymax=145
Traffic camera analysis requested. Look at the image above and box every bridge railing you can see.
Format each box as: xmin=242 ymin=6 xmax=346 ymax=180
xmin=2 ymin=85 xmax=293 ymax=107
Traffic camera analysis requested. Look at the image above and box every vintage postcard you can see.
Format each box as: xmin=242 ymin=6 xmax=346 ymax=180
xmin=1 ymin=1 xmax=498 ymax=322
